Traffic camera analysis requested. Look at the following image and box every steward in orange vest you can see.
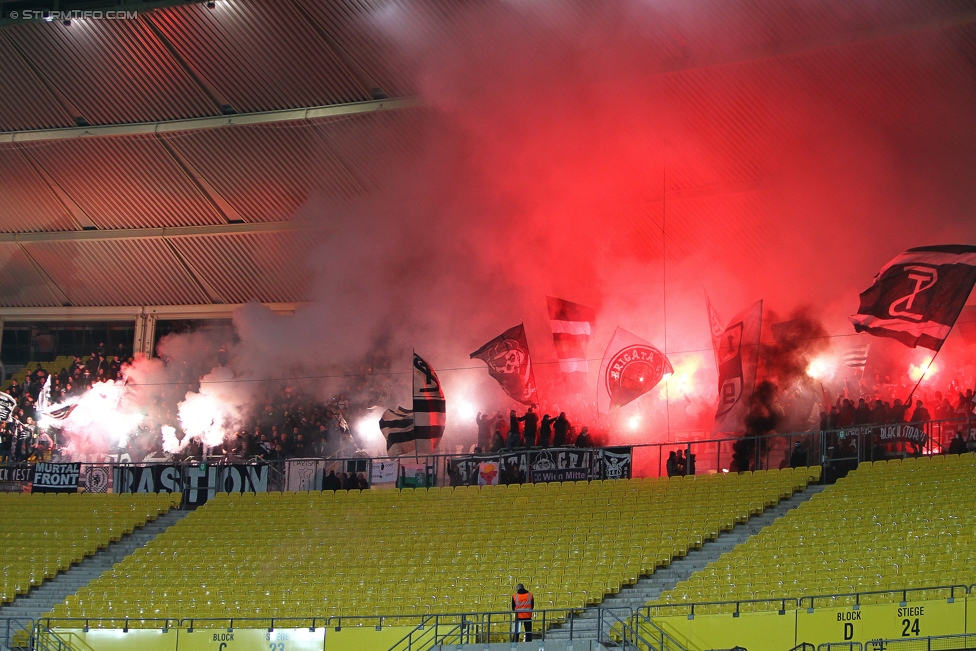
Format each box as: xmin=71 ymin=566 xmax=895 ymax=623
xmin=511 ymin=583 xmax=534 ymax=641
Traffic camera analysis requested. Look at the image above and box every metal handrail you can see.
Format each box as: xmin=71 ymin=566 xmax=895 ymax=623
xmin=614 ymin=607 xmax=689 ymax=651
xmin=31 ymin=624 xmax=74 ymax=651
xmin=638 ymin=584 xmax=967 ymax=619
xmin=1 ymin=616 xmax=33 ymax=651
xmin=865 ymin=631 xmax=976 ymax=650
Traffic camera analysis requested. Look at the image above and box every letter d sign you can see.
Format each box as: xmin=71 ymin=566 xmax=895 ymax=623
xmin=844 ymin=623 xmax=854 ymax=640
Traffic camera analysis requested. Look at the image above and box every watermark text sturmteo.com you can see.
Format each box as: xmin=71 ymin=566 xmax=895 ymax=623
xmin=8 ymin=10 xmax=139 ymax=20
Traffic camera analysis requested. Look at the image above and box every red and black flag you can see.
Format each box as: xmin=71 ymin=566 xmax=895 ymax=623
xmin=470 ymin=323 xmax=539 ymax=405
xmin=546 ymin=296 xmax=596 ymax=373
xmin=597 ymin=327 xmax=672 ymax=414
xmin=711 ymin=300 xmax=763 ymax=435
xmin=850 ymin=245 xmax=976 ymax=351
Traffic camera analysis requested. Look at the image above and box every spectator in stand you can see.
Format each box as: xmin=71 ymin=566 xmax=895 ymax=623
xmin=323 ymin=470 xmax=342 ymax=491
xmin=476 ymin=412 xmax=491 ymax=452
xmin=908 ymin=399 xmax=930 ymax=456
xmin=666 ymin=451 xmax=679 ymax=477
xmin=538 ymin=414 xmax=552 ymax=448
xmin=676 ymin=449 xmax=687 ymax=475
xmin=889 ymin=399 xmax=907 ymax=424
xmin=789 ymin=442 xmax=808 ymax=468
xmin=839 ymin=399 xmax=856 ymax=427
xmin=910 ymin=399 xmax=930 ymax=424
xmin=870 ymin=400 xmax=889 ymax=426
xmin=506 ymin=410 xmax=521 ymax=450
xmin=553 ymin=412 xmax=570 ymax=447
xmin=489 ymin=427 xmax=505 ymax=453
xmin=575 ymin=426 xmax=592 ymax=448
xmin=948 ymin=431 xmax=968 ymax=455
xmin=518 ymin=407 xmax=538 ymax=448
xmin=854 ymin=399 xmax=872 ymax=425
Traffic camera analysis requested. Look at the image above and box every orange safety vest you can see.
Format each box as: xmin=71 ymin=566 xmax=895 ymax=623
xmin=513 ymin=591 xmax=533 ymax=619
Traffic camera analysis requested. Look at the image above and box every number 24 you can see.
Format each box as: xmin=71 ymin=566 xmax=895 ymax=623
xmin=901 ymin=618 xmax=920 ymax=637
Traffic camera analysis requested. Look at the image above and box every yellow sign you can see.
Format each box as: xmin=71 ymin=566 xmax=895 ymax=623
xmin=51 ymin=628 xmax=176 ymax=651
xmin=650 ymin=610 xmax=795 ymax=651
xmin=324 ymin=626 xmax=416 ymax=651
xmin=795 ymin=599 xmax=964 ymax=647
xmin=51 ymin=627 xmax=325 ymax=651
xmin=177 ymin=628 xmax=324 ymax=651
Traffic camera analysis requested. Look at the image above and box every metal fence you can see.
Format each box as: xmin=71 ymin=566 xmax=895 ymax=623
xmin=36 ymin=607 xmax=656 ymax=650
xmin=0 ymin=616 xmax=32 ymax=650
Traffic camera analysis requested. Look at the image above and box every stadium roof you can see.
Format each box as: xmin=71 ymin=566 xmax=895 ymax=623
xmin=0 ymin=0 xmax=973 ymax=310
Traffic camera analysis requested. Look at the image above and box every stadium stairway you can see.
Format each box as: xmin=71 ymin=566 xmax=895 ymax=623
xmin=0 ymin=508 xmax=187 ymax=651
xmin=543 ymin=483 xmax=827 ymax=647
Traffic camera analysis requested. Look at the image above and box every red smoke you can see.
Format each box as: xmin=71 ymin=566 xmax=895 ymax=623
xmin=103 ymin=1 xmax=976 ymax=452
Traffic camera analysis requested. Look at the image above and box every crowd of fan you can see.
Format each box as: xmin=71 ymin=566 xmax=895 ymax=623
xmin=473 ymin=407 xmax=596 ymax=454
xmin=0 ymin=344 xmax=128 ymax=462
xmin=3 ymin=350 xmax=976 ymax=466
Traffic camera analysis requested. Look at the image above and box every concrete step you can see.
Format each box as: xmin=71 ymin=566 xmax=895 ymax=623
xmin=0 ymin=508 xmax=188 ymax=649
xmin=544 ymin=483 xmax=827 ymax=643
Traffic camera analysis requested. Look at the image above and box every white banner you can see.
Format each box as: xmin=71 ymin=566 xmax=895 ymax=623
xmin=370 ymin=459 xmax=399 ymax=485
xmin=285 ymin=459 xmax=325 ymax=492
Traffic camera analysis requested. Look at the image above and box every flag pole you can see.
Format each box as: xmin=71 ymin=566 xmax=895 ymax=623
xmin=412 ymin=348 xmax=419 ymax=463
xmin=905 ymin=345 xmax=944 ymax=407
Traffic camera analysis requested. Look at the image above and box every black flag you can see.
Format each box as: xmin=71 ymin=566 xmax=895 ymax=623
xmin=851 ymin=245 xmax=976 ymax=351
xmin=470 ymin=324 xmax=539 ymax=405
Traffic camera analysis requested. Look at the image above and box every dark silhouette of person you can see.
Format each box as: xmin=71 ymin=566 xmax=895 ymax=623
xmin=518 ymin=407 xmax=538 ymax=447
xmin=476 ymin=412 xmax=491 ymax=452
xmin=666 ymin=451 xmax=679 ymax=477
xmin=322 ymin=470 xmax=341 ymax=491
xmin=553 ymin=412 xmax=570 ymax=447
xmin=538 ymin=414 xmax=552 ymax=447
xmin=789 ymin=442 xmax=807 ymax=468
xmin=507 ymin=410 xmax=521 ymax=449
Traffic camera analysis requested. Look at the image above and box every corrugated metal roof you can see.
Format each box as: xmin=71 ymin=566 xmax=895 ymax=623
xmin=171 ymin=230 xmax=323 ymax=304
xmin=0 ymin=145 xmax=79 ymax=233
xmin=147 ymin=0 xmax=372 ymax=113
xmin=311 ymin=109 xmax=425 ymax=188
xmin=23 ymin=238 xmax=212 ymax=306
xmin=0 ymin=243 xmax=66 ymax=307
xmin=0 ymin=34 xmax=75 ymax=131
xmin=20 ymin=135 xmax=225 ymax=229
xmin=659 ymin=0 xmax=976 ymax=61
xmin=163 ymin=120 xmax=366 ymax=222
xmin=0 ymin=0 xmax=973 ymax=309
xmin=3 ymin=17 xmax=219 ymax=126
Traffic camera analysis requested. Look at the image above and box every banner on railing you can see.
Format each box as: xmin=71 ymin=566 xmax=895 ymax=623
xmin=285 ymin=458 xmax=326 ymax=492
xmin=601 ymin=446 xmax=633 ymax=479
xmin=31 ymin=462 xmax=80 ymax=493
xmin=836 ymin=424 xmax=928 ymax=445
xmin=0 ymin=463 xmax=33 ymax=491
xmin=370 ymin=459 xmax=399 ymax=485
xmin=398 ymin=461 xmax=434 ymax=488
xmin=183 ymin=463 xmax=269 ymax=507
xmin=500 ymin=451 xmax=529 ymax=484
xmin=114 ymin=464 xmax=184 ymax=494
xmin=528 ymin=448 xmax=595 ymax=482
xmin=447 ymin=447 xmax=633 ymax=485
xmin=81 ymin=464 xmax=112 ymax=493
